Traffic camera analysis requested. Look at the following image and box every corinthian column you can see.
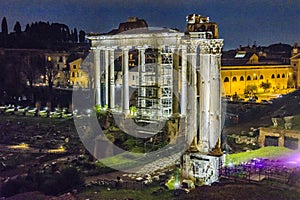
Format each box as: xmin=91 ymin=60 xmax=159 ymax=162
xmin=105 ymin=49 xmax=109 ymax=106
xmin=94 ymin=48 xmax=101 ymax=105
xmin=186 ymin=41 xmax=198 ymax=151
xmin=181 ymin=45 xmax=187 ymax=116
xmin=122 ymin=47 xmax=130 ymax=115
xmin=139 ymin=47 xmax=146 ymax=110
xmin=109 ymin=49 xmax=115 ymax=109
xmin=198 ymin=39 xmax=223 ymax=153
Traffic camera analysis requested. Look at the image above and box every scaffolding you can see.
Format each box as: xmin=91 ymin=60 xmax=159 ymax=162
xmin=137 ymin=47 xmax=173 ymax=121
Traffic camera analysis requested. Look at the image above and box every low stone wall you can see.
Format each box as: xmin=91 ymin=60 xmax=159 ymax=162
xmin=258 ymin=127 xmax=300 ymax=149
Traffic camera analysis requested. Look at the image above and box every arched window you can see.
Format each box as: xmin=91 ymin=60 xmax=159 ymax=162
xmin=253 ymin=75 xmax=258 ymax=80
xmin=282 ymin=74 xmax=285 ymax=78
xmin=232 ymin=77 xmax=237 ymax=82
xmin=247 ymin=76 xmax=251 ymax=81
xmin=260 ymin=75 xmax=264 ymax=80
xmin=277 ymin=74 xmax=280 ymax=78
xmin=271 ymin=74 xmax=275 ymax=79
xmin=240 ymin=76 xmax=244 ymax=81
xmin=72 ymin=72 xmax=75 ymax=77
xmin=224 ymin=77 xmax=229 ymax=82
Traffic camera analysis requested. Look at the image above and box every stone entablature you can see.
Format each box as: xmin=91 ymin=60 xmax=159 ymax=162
xmin=90 ymin=28 xmax=184 ymax=50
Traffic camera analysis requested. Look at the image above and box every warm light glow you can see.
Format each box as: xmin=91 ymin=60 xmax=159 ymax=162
xmin=47 ymin=56 xmax=51 ymax=62
xmin=47 ymin=145 xmax=66 ymax=153
xmin=8 ymin=143 xmax=29 ymax=149
xmin=174 ymin=181 xmax=180 ymax=189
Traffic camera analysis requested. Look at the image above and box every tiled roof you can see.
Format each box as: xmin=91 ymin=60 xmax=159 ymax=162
xmin=221 ymin=51 xmax=257 ymax=66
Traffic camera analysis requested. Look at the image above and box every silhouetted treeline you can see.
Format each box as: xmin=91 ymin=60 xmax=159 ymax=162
xmin=0 ymin=17 xmax=86 ymax=50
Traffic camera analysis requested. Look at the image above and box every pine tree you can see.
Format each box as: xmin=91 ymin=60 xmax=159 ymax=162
xmin=79 ymin=30 xmax=85 ymax=43
xmin=14 ymin=21 xmax=22 ymax=34
xmin=1 ymin=17 xmax=8 ymax=35
xmin=25 ymin=24 xmax=30 ymax=33
xmin=73 ymin=28 xmax=78 ymax=43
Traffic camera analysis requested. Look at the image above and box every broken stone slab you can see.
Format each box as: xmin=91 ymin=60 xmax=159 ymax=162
xmin=271 ymin=117 xmax=282 ymax=127
xmin=283 ymin=116 xmax=294 ymax=129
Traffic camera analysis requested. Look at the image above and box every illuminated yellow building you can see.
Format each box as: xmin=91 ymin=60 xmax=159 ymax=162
xmin=221 ymin=50 xmax=293 ymax=96
xmin=69 ymin=58 xmax=89 ymax=88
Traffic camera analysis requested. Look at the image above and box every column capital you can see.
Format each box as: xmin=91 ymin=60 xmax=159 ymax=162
xmin=91 ymin=47 xmax=102 ymax=51
xmin=137 ymin=45 xmax=148 ymax=50
xmin=107 ymin=46 xmax=118 ymax=51
xmin=180 ymin=44 xmax=188 ymax=51
xmin=188 ymin=40 xmax=199 ymax=53
xmin=120 ymin=46 xmax=132 ymax=51
xmin=92 ymin=46 xmax=108 ymax=50
xmin=197 ymin=39 xmax=224 ymax=54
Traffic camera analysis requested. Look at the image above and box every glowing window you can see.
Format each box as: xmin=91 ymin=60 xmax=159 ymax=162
xmin=271 ymin=74 xmax=275 ymax=79
xmin=260 ymin=75 xmax=264 ymax=80
xmin=224 ymin=77 xmax=229 ymax=82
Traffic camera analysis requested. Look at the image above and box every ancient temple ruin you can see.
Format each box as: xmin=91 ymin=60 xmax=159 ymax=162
xmin=87 ymin=14 xmax=224 ymax=185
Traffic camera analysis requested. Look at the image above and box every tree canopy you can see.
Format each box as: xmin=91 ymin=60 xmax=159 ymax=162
xmin=0 ymin=17 xmax=86 ymax=49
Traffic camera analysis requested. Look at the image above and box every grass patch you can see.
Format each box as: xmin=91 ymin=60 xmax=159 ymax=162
xmin=226 ymin=146 xmax=294 ymax=165
xmin=96 ymin=152 xmax=143 ymax=169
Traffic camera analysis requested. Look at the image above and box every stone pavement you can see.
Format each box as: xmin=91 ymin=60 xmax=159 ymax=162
xmin=123 ymin=151 xmax=182 ymax=179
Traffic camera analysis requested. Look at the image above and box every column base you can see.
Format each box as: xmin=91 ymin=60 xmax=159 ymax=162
xmin=181 ymin=152 xmax=225 ymax=186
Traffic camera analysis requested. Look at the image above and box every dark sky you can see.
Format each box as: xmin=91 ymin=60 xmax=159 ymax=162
xmin=1 ymin=0 xmax=300 ymax=49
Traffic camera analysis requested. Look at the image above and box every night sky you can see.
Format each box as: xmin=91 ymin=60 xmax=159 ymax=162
xmin=1 ymin=0 xmax=300 ymax=49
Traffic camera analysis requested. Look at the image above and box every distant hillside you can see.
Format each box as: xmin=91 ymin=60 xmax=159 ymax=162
xmin=267 ymin=89 xmax=300 ymax=118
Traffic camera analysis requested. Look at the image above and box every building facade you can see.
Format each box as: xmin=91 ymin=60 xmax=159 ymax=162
xmin=221 ymin=64 xmax=293 ymax=96
xmin=69 ymin=58 xmax=89 ymax=88
xmin=221 ymin=48 xmax=294 ymax=96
